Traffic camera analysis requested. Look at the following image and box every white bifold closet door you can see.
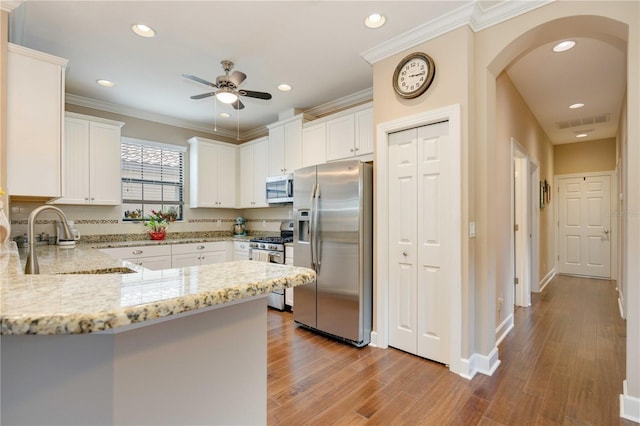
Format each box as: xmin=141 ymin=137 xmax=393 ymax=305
xmin=388 ymin=121 xmax=449 ymax=365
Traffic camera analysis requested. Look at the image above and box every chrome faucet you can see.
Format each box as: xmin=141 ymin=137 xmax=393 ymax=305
xmin=25 ymin=205 xmax=73 ymax=274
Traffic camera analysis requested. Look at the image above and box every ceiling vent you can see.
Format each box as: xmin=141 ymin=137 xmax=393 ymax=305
xmin=555 ymin=113 xmax=610 ymax=129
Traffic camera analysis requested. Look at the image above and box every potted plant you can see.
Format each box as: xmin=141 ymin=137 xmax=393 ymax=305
xmin=143 ymin=210 xmax=172 ymax=240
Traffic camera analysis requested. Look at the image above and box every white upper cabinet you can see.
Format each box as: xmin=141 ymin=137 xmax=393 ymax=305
xmin=267 ymin=115 xmax=310 ymax=176
xmin=6 ymin=44 xmax=67 ymax=199
xmin=302 ymin=122 xmax=327 ymax=168
xmin=326 ymin=114 xmax=355 ymax=161
xmin=54 ymin=113 xmax=124 ymax=205
xmin=326 ymin=105 xmax=373 ymax=162
xmin=188 ymin=137 xmax=237 ymax=208
xmin=239 ymin=137 xmax=269 ymax=208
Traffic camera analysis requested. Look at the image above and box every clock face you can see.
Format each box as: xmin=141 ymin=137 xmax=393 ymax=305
xmin=393 ymin=53 xmax=435 ymax=99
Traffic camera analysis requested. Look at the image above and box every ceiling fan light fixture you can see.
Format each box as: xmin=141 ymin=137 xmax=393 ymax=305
xmin=132 ymin=24 xmax=156 ymax=38
xmin=365 ymin=13 xmax=386 ymax=29
xmin=216 ymin=89 xmax=238 ymax=104
xmin=552 ymin=40 xmax=575 ymax=52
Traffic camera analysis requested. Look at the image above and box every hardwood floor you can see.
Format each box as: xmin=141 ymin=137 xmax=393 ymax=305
xmin=267 ymin=275 xmax=636 ymax=425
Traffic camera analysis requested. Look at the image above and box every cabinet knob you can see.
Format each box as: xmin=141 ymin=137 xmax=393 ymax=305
xmin=354 ymin=147 xmax=359 ymax=151
xmin=402 ymin=251 xmax=408 ymax=256
xmin=85 ymin=197 xmax=89 ymax=201
xmin=133 ymin=249 xmax=143 ymax=255
xmin=350 ymin=148 xmax=354 ymax=152
xmin=197 ymin=245 xmax=205 ymax=250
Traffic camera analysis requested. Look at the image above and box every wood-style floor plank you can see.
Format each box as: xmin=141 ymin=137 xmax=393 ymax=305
xmin=267 ymin=275 xmax=633 ymax=425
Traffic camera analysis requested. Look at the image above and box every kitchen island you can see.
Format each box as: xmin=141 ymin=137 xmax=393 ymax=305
xmin=0 ymin=243 xmax=315 ymax=425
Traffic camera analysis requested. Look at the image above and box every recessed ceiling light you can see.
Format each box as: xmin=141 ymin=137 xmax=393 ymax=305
xmin=131 ymin=24 xmax=156 ymax=38
xmin=576 ymin=133 xmax=588 ymax=138
xmin=96 ymin=79 xmax=116 ymax=87
xmin=569 ymin=103 xmax=585 ymax=109
xmin=278 ymin=84 xmax=292 ymax=92
xmin=365 ymin=13 xmax=386 ymax=29
xmin=219 ymin=112 xmax=230 ymax=118
xmin=552 ymin=40 xmax=576 ymax=52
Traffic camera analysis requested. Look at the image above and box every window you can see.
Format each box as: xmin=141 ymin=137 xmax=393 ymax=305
xmin=121 ymin=137 xmax=185 ymax=221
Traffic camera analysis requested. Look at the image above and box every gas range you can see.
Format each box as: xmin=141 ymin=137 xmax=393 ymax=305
xmin=249 ymin=236 xmax=293 ymax=252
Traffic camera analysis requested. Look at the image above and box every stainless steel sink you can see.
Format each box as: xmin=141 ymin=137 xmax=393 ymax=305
xmin=57 ymin=267 xmax=137 ymax=275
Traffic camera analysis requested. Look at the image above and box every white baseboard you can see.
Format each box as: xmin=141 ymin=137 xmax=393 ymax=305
xmin=369 ymin=330 xmax=381 ymax=347
xmin=537 ymin=268 xmax=555 ymax=292
xmin=621 ymin=380 xmax=640 ymax=422
xmin=495 ymin=314 xmax=514 ymax=346
xmin=458 ymin=347 xmax=501 ymax=380
xmin=618 ymin=296 xmax=626 ymax=319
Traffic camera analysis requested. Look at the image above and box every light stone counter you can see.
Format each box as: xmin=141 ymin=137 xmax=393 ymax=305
xmin=1 ymin=242 xmax=315 ymax=425
xmin=1 ymin=242 xmax=314 ymax=335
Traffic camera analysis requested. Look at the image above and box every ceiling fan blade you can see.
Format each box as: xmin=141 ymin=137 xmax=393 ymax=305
xmin=190 ymin=92 xmax=216 ymax=100
xmin=229 ymin=70 xmax=247 ymax=87
xmin=232 ymin=99 xmax=245 ymax=110
xmin=182 ymin=73 xmax=218 ymax=88
xmin=239 ymin=90 xmax=272 ymax=100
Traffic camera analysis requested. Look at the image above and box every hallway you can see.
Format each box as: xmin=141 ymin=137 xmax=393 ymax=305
xmin=267 ymin=275 xmax=634 ymax=425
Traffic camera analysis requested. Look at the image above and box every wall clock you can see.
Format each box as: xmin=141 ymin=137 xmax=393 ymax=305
xmin=392 ymin=52 xmax=436 ymax=99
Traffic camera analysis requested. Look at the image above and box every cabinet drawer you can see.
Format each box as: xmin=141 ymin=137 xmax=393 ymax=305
xmin=171 ymin=241 xmax=227 ymax=255
xmin=100 ymin=245 xmax=171 ymax=259
xmin=234 ymin=241 xmax=250 ymax=252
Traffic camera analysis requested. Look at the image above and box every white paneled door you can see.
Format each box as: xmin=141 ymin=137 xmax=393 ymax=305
xmin=388 ymin=121 xmax=449 ymax=365
xmin=558 ymin=175 xmax=611 ymax=278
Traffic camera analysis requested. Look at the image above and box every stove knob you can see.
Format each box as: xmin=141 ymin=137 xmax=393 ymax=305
xmin=259 ymin=243 xmax=266 ymax=249
xmin=269 ymin=244 xmax=276 ymax=250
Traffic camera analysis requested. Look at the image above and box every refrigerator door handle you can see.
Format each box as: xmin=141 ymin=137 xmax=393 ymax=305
xmin=309 ymin=183 xmax=318 ymax=272
xmin=313 ymin=184 xmax=321 ymax=272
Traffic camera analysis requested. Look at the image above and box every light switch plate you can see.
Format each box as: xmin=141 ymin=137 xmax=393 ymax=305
xmin=469 ymin=221 xmax=476 ymax=238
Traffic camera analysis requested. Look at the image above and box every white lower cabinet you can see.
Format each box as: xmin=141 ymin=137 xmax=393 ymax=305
xmin=101 ymin=241 xmax=232 ymax=270
xmin=234 ymin=241 xmax=250 ymax=261
xmin=171 ymin=242 xmax=231 ymax=267
xmin=99 ymin=245 xmax=172 ymax=271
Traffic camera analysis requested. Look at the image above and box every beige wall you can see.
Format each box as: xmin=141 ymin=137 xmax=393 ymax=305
xmin=373 ymin=25 xmax=475 ymax=356
xmin=495 ymin=71 xmax=554 ymax=323
xmin=554 ymin=138 xmax=616 ymax=175
xmin=474 ymin=0 xmax=639 ymax=403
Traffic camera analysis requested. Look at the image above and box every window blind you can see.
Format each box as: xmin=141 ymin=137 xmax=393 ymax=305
xmin=120 ymin=138 xmax=185 ymax=221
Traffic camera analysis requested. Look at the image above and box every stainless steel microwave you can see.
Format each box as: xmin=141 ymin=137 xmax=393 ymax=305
xmin=266 ymin=173 xmax=294 ymax=204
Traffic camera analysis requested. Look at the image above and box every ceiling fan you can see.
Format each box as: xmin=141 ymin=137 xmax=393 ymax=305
xmin=183 ymin=60 xmax=272 ymax=110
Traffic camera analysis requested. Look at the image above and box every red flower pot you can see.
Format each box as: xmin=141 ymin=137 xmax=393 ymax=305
xmin=149 ymin=231 xmax=166 ymax=240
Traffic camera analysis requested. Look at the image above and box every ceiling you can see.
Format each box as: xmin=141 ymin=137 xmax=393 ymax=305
xmin=7 ymin=1 xmax=626 ymax=144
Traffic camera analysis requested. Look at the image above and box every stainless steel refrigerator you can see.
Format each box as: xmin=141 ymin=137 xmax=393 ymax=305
xmin=293 ymin=160 xmax=373 ymax=347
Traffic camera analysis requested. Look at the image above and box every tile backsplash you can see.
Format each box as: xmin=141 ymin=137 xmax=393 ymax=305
xmin=8 ymin=202 xmax=293 ymax=241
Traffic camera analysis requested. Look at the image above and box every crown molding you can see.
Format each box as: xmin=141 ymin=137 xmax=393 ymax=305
xmin=1 ymin=1 xmax=21 ymax=13
xmin=469 ymin=0 xmax=554 ymax=31
xmin=65 ymin=93 xmax=239 ymax=140
xmin=304 ymin=87 xmax=373 ymax=118
xmin=361 ymin=0 xmax=553 ymax=64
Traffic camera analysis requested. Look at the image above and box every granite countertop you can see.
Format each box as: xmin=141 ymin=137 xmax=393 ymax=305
xmin=92 ymin=235 xmax=252 ymax=249
xmin=0 ymin=242 xmax=314 ymax=335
